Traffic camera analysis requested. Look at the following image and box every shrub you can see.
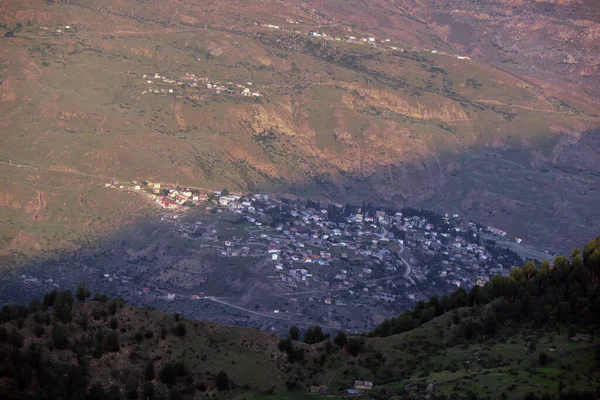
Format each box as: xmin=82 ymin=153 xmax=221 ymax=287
xmin=107 ymin=301 xmax=118 ymax=315
xmin=144 ymin=362 xmax=155 ymax=381
xmin=77 ymin=313 xmax=89 ymax=330
xmin=106 ymin=332 xmax=120 ymax=352
xmin=52 ymin=323 xmax=69 ymax=350
xmin=168 ymin=388 xmax=183 ymax=400
xmin=125 ymin=377 xmax=138 ymax=399
xmin=347 ymin=337 xmax=364 ymax=357
xmin=172 ymin=322 xmax=186 ymax=337
xmin=92 ymin=293 xmax=109 ymax=302
xmin=159 ymin=364 xmax=177 ymax=387
xmin=215 ymin=371 xmax=229 ymax=391
xmin=33 ymin=324 xmax=46 ymax=338
xmin=143 ymin=382 xmax=155 ymax=400
xmin=334 ymin=331 xmax=347 ymax=348
xmin=76 ymin=284 xmax=90 ymax=302
xmin=289 ymin=325 xmax=300 ymax=340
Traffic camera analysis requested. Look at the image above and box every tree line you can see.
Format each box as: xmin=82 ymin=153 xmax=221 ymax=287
xmin=370 ymin=237 xmax=600 ymax=338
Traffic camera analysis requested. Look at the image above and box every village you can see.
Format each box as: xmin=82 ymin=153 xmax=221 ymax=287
xmin=139 ymin=72 xmax=262 ymax=99
xmin=89 ymin=179 xmax=528 ymax=332
xmin=258 ymin=17 xmax=472 ymax=60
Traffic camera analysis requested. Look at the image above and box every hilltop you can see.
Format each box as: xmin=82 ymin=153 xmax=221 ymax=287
xmin=0 ymin=0 xmax=600 ymax=264
xmin=0 ymin=237 xmax=598 ymax=399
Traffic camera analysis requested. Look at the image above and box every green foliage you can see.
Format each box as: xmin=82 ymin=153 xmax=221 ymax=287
xmin=159 ymin=362 xmax=187 ymax=388
xmin=107 ymin=300 xmax=118 ymax=315
xmin=278 ymin=337 xmax=305 ymax=362
xmin=144 ymin=361 xmax=155 ymax=381
xmin=92 ymin=293 xmax=109 ymax=302
xmin=168 ymin=387 xmax=183 ymax=400
xmin=77 ymin=312 xmax=89 ymax=331
xmin=304 ymin=325 xmax=328 ymax=344
xmin=52 ymin=323 xmax=69 ymax=350
xmin=125 ymin=376 xmax=139 ymax=399
xmin=87 ymin=383 xmax=107 ymax=400
xmin=143 ymin=382 xmax=156 ymax=400
xmin=347 ymin=337 xmax=364 ymax=357
xmin=289 ymin=325 xmax=299 ymax=340
xmin=76 ymin=283 xmax=90 ymax=302
xmin=32 ymin=324 xmax=45 ymax=338
xmin=483 ymin=309 xmax=498 ymax=337
xmin=172 ymin=322 xmax=186 ymax=337
xmin=371 ymin=237 xmax=600 ymax=339
xmin=54 ymin=290 xmax=74 ymax=323
xmin=106 ymin=331 xmax=119 ymax=352
xmin=334 ymin=330 xmax=347 ymax=348
xmin=159 ymin=363 xmax=177 ymax=387
xmin=0 ymin=239 xmax=597 ymax=400
xmin=215 ymin=370 xmax=229 ymax=391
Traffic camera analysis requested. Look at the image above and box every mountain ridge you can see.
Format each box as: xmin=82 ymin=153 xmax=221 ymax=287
xmin=1 ymin=0 xmax=599 ymax=259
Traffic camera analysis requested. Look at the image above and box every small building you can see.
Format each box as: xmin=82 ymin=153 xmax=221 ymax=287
xmin=309 ymin=385 xmax=328 ymax=393
xmin=354 ymin=381 xmax=373 ymax=390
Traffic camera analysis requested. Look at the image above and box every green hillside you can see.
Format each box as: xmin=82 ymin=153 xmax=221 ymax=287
xmin=0 ymin=238 xmax=599 ymax=399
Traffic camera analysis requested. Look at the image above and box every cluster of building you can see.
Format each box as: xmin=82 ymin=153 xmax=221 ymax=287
xmin=257 ymin=19 xmax=472 ymax=61
xmin=211 ymin=196 xmax=518 ymax=303
xmin=140 ymin=72 xmax=261 ymax=97
xmin=309 ymin=380 xmax=374 ymax=395
xmin=104 ymin=178 xmax=524 ymax=315
xmin=39 ymin=25 xmax=74 ymax=34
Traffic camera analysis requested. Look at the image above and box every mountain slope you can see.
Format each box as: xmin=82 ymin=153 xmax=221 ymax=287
xmin=0 ymin=0 xmax=599 ymax=261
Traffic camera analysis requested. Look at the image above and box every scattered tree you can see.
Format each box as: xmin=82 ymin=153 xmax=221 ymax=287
xmin=172 ymin=322 xmax=186 ymax=337
xmin=106 ymin=332 xmax=120 ymax=352
xmin=215 ymin=371 xmax=229 ymax=391
xmin=334 ymin=331 xmax=347 ymax=348
xmin=52 ymin=323 xmax=69 ymax=350
xmin=289 ymin=325 xmax=299 ymax=340
xmin=76 ymin=284 xmax=90 ymax=302
xmin=304 ymin=325 xmax=327 ymax=344
xmin=144 ymin=361 xmax=155 ymax=381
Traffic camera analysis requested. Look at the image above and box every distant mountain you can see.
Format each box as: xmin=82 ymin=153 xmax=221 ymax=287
xmin=1 ymin=0 xmax=599 ymax=264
